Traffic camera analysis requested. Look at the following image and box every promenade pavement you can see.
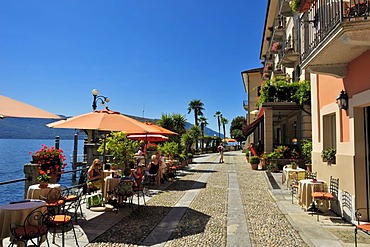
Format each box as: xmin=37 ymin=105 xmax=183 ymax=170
xmin=5 ymin=151 xmax=370 ymax=246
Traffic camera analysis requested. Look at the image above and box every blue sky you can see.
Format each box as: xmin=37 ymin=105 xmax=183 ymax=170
xmin=0 ymin=0 xmax=266 ymax=136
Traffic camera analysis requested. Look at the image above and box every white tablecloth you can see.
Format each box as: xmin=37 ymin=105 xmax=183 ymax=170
xmin=0 ymin=200 xmax=46 ymax=247
xmin=26 ymin=183 xmax=61 ymax=200
xmin=103 ymin=169 xmax=122 ymax=178
xmin=282 ymin=167 xmax=306 ymax=187
xmin=298 ymin=179 xmax=329 ymax=211
xmin=103 ymin=176 xmax=121 ymax=200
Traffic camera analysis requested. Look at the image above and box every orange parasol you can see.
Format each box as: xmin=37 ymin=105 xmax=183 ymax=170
xmin=0 ymin=95 xmax=62 ymax=119
xmin=144 ymin=122 xmax=178 ymax=135
xmin=47 ymin=108 xmax=163 ymax=134
xmin=224 ymin=138 xmax=238 ymax=143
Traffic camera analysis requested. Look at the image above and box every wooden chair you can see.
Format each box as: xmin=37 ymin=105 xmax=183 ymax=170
xmin=355 ymin=208 xmax=370 ymax=247
xmin=311 ymin=176 xmax=339 ymax=220
xmin=9 ymin=205 xmax=50 ymax=247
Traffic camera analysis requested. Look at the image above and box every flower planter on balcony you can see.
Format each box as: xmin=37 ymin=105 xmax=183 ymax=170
xmin=299 ymin=0 xmax=315 ymax=13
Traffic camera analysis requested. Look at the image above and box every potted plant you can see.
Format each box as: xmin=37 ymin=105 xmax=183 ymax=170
xmin=290 ymin=0 xmax=315 ymax=13
xmin=249 ymin=156 xmax=260 ymax=170
xmin=37 ymin=170 xmax=51 ymax=188
xmin=321 ymin=147 xmax=336 ymax=165
xmin=30 ymin=144 xmax=67 ymax=183
xmin=301 ymin=139 xmax=312 ymax=171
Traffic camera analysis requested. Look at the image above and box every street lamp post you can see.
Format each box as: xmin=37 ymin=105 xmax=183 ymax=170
xmin=92 ymin=89 xmax=110 ymax=111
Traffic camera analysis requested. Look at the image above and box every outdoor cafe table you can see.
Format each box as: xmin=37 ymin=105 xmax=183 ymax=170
xmin=104 ymin=176 xmax=121 ymax=200
xmin=298 ymin=179 xmax=329 ymax=211
xmin=0 ymin=200 xmax=46 ymax=247
xmin=26 ymin=183 xmax=61 ymax=200
xmin=282 ymin=166 xmax=306 ymax=188
xmin=103 ymin=169 xmax=122 ymax=178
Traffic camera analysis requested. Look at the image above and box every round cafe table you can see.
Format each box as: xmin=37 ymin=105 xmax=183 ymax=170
xmin=298 ymin=179 xmax=329 ymax=211
xmin=103 ymin=169 xmax=122 ymax=178
xmin=103 ymin=176 xmax=121 ymax=200
xmin=26 ymin=183 xmax=61 ymax=200
xmin=0 ymin=200 xmax=46 ymax=247
xmin=282 ymin=166 xmax=306 ymax=187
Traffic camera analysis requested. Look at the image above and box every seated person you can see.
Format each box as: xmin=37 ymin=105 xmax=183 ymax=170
xmin=146 ymin=154 xmax=160 ymax=185
xmin=132 ymin=165 xmax=144 ymax=188
xmin=121 ymin=167 xmax=137 ymax=187
xmin=115 ymin=167 xmax=136 ymax=203
xmin=87 ymin=159 xmax=104 ymax=191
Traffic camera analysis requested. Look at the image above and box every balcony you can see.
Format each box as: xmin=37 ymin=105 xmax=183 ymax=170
xmin=280 ymin=0 xmax=294 ymax=17
xmin=243 ymin=100 xmax=248 ymax=111
xmin=299 ymin=0 xmax=370 ymax=78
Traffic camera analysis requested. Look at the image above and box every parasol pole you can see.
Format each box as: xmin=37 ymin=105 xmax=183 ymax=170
xmin=102 ymin=133 xmax=107 ymax=168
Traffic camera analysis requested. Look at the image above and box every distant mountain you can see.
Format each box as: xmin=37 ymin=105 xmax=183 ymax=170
xmin=0 ymin=115 xmax=221 ymax=139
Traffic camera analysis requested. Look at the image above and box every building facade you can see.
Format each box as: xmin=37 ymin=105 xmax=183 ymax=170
xmin=243 ymin=0 xmax=370 ymax=221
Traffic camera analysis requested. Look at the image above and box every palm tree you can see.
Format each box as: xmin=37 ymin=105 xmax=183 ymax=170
xmin=157 ymin=114 xmax=174 ymax=130
xmin=187 ymin=99 xmax=204 ymax=150
xmin=172 ymin=113 xmax=187 ymax=135
xmin=221 ymin=116 xmax=228 ymax=141
xmin=214 ymin=111 xmax=222 ymax=139
xmin=198 ymin=116 xmax=208 ymax=152
xmin=187 ymin=99 xmax=204 ymax=127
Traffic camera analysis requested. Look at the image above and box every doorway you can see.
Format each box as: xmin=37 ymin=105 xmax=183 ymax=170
xmin=364 ymin=106 xmax=370 ymax=212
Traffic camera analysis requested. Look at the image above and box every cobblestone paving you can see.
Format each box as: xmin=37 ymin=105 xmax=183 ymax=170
xmin=87 ymin=164 xmax=206 ymax=246
xmin=87 ymin=153 xmax=310 ymax=247
xmin=234 ymin=155 xmax=307 ymax=247
xmin=165 ymin=159 xmax=228 ymax=247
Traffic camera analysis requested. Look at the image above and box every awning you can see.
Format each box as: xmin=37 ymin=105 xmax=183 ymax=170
xmin=243 ymin=108 xmax=265 ymax=137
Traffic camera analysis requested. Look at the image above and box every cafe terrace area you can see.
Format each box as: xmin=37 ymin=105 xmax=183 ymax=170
xmin=2 ymin=151 xmax=370 ymax=246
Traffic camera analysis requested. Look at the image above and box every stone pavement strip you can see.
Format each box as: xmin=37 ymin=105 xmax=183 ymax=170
xmin=5 ymin=151 xmax=369 ymax=246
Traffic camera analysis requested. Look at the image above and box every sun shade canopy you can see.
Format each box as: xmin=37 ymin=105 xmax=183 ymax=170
xmin=0 ymin=95 xmax=62 ymax=119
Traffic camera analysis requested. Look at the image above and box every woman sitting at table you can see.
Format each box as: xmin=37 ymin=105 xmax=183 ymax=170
xmin=146 ymin=154 xmax=160 ymax=185
xmin=87 ymin=159 xmax=104 ymax=191
xmin=132 ymin=165 xmax=144 ymax=188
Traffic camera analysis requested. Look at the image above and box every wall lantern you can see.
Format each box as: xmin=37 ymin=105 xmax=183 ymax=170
xmin=336 ymin=90 xmax=348 ymax=110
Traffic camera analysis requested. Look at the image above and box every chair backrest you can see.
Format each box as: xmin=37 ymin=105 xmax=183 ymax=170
xmin=116 ymin=180 xmax=134 ymax=196
xmin=305 ymin=171 xmax=317 ymax=179
xmin=330 ymin=176 xmax=339 ymax=197
xmin=46 ymin=187 xmax=62 ymax=201
xmin=10 ymin=205 xmax=50 ymax=242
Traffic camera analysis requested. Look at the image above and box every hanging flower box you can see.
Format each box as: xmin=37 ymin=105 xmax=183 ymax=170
xmin=271 ymin=42 xmax=282 ymax=53
xmin=290 ymin=0 xmax=315 ymax=13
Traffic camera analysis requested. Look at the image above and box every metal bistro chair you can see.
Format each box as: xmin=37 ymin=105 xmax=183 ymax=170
xmin=9 ymin=205 xmax=50 ymax=247
xmin=47 ymin=198 xmax=79 ymax=247
xmin=305 ymin=171 xmax=317 ymax=180
xmin=40 ymin=187 xmax=65 ymax=215
xmin=114 ymin=180 xmax=134 ymax=211
xmin=133 ymin=179 xmax=146 ymax=209
xmin=311 ymin=176 xmax=339 ymax=221
xmin=60 ymin=185 xmax=84 ymax=223
xmin=355 ymin=208 xmax=370 ymax=247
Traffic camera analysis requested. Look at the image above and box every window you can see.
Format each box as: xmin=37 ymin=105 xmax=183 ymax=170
xmin=323 ymin=113 xmax=336 ymax=149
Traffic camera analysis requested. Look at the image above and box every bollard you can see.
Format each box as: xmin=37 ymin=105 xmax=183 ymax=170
xmin=72 ymin=134 xmax=78 ymax=181
xmin=55 ymin=136 xmax=60 ymax=149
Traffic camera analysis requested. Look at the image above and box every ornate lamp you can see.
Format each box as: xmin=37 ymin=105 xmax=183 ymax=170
xmin=92 ymin=89 xmax=110 ymax=111
xmin=336 ymin=90 xmax=348 ymax=110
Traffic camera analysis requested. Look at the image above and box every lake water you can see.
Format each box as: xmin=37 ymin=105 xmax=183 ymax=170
xmin=0 ymin=138 xmax=85 ymax=206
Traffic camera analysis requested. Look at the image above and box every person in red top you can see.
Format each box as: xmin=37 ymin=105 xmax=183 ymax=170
xmin=132 ymin=165 xmax=144 ymax=188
